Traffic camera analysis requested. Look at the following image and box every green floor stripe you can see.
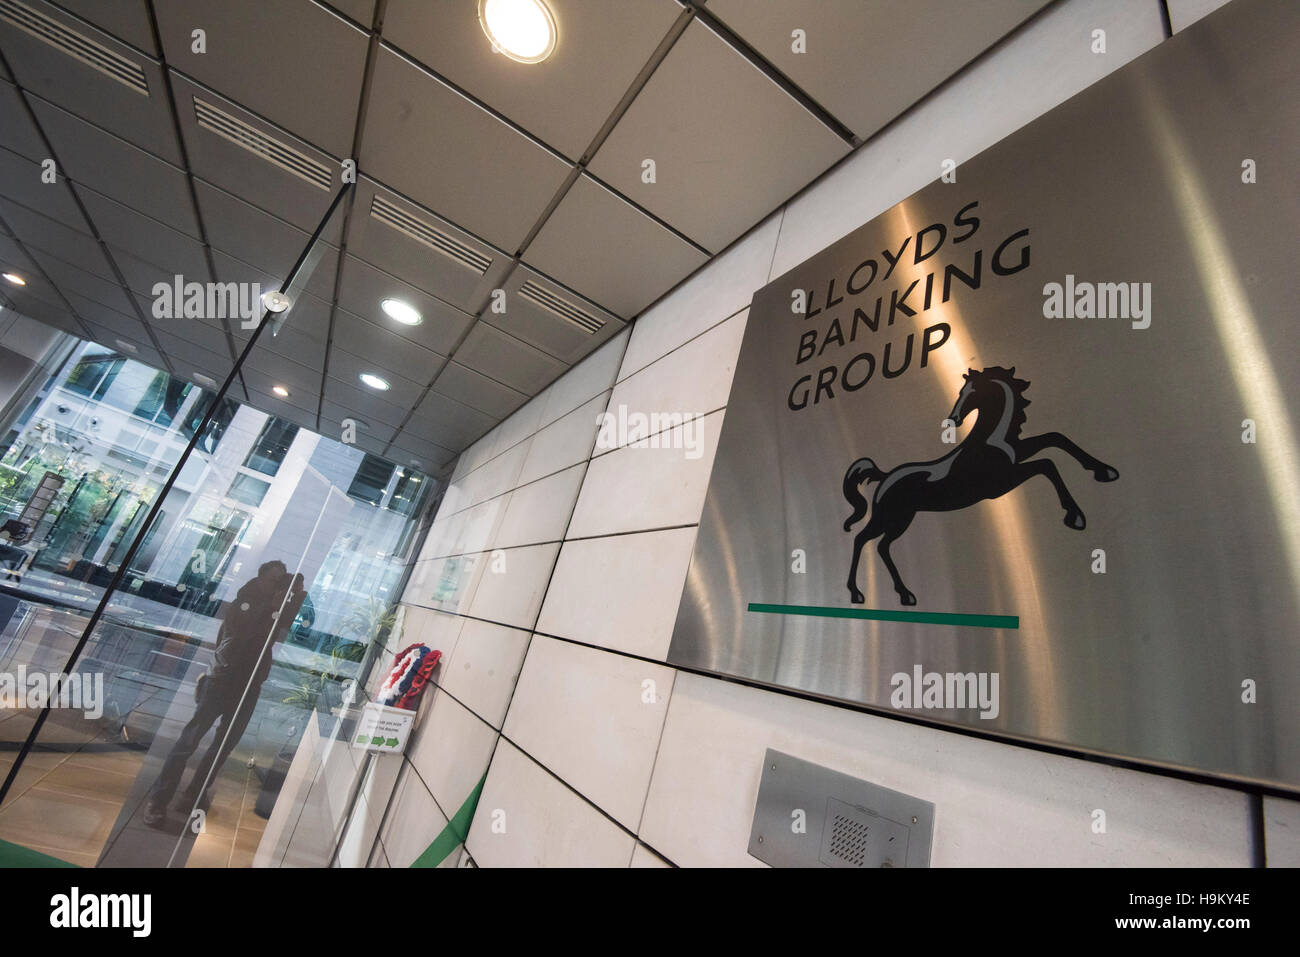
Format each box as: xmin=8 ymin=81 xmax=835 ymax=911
xmin=410 ymin=771 xmax=487 ymax=868
xmin=0 ymin=837 xmax=80 ymax=868
xmin=747 ymin=602 xmax=1019 ymax=630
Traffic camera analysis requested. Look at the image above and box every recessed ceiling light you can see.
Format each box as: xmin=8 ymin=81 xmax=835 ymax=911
xmin=479 ymin=0 xmax=556 ymax=64
xmin=2 ymin=273 xmax=25 ymax=286
xmin=359 ymin=373 xmax=390 ymax=391
xmin=261 ymin=290 xmax=292 ymax=313
xmin=381 ymin=298 xmax=422 ymax=326
xmin=114 ymin=338 xmax=138 ymax=354
xmin=272 ymin=385 xmax=290 ymax=397
xmin=193 ymin=373 xmax=218 ymax=388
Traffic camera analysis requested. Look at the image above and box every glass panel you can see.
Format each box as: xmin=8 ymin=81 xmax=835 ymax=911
xmin=0 ymin=185 xmax=435 ymax=867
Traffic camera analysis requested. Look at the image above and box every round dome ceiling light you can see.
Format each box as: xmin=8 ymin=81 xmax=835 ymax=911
xmin=272 ymin=385 xmax=290 ymax=397
xmin=359 ymin=373 xmax=390 ymax=391
xmin=3 ymin=272 xmax=26 ymax=285
xmin=381 ymin=298 xmax=422 ymax=325
xmin=478 ymin=0 xmax=557 ymax=64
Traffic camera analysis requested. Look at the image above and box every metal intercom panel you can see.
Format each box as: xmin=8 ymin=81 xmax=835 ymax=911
xmin=748 ymin=749 xmax=934 ymax=868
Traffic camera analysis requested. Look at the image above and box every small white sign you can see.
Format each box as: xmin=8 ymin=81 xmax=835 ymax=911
xmin=351 ymin=702 xmax=415 ymax=753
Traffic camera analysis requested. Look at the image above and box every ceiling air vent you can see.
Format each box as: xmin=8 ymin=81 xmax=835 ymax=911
xmin=0 ymin=0 xmax=148 ymax=96
xmin=193 ymin=96 xmax=331 ymax=191
xmin=370 ymin=196 xmax=491 ymax=275
xmin=518 ymin=280 xmax=605 ymax=335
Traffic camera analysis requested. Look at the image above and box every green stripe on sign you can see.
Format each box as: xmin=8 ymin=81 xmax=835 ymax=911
xmin=747 ymin=602 xmax=1018 ymax=630
xmin=410 ymin=771 xmax=488 ymax=868
xmin=0 ymin=837 xmax=80 ymax=868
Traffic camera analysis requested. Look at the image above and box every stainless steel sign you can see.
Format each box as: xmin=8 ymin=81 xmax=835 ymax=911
xmin=668 ymin=0 xmax=1300 ymax=789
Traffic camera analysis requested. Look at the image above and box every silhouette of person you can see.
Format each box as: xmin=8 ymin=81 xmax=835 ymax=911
xmin=143 ymin=560 xmax=307 ymax=827
xmin=0 ymin=519 xmax=30 ymax=579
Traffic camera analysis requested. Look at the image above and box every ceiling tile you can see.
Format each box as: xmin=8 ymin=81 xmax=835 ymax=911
xmin=4 ymin=291 xmax=83 ymax=335
xmin=344 ymin=177 xmax=511 ymax=312
xmin=133 ymin=289 xmax=233 ymax=342
xmin=79 ymin=186 xmax=210 ymax=282
xmin=111 ymin=246 xmax=214 ymax=306
xmin=0 ymin=197 xmax=104 ymax=272
xmin=706 ymin=0 xmax=1050 ymax=139
xmin=327 ymin=346 xmax=424 ymax=406
xmin=321 ymin=379 xmax=410 ymax=430
xmin=0 ymin=1 xmax=181 ymax=163
xmin=0 ymin=79 xmax=47 ymax=160
xmin=194 ymin=180 xmax=343 ymax=289
xmin=27 ymin=95 xmax=198 ymax=235
xmin=317 ymin=413 xmax=395 ymax=451
xmin=172 ymin=75 xmax=345 ymax=236
xmin=48 ymin=0 xmax=158 ymax=55
xmin=27 ymin=248 xmax=134 ymax=313
xmin=453 ymin=321 xmax=565 ymax=395
xmin=261 ymin=292 xmax=333 ymax=345
xmin=144 ymin=313 xmax=231 ymax=358
xmin=407 ymin=390 xmax=496 ymax=450
xmin=330 ymin=300 xmax=467 ymax=371
xmin=431 ymin=361 xmax=527 ymax=420
xmin=0 ymin=146 xmax=89 ymax=228
xmin=319 ymin=0 xmax=375 ymax=28
xmin=239 ymin=365 xmax=317 ymax=408
xmin=241 ymin=318 xmax=328 ymax=372
xmin=381 ymin=0 xmax=682 ymax=160
xmin=153 ymin=0 xmax=368 ymax=157
xmin=148 ymin=327 xmax=233 ymax=380
xmin=335 ymin=253 xmax=478 ymax=353
xmin=489 ymin=264 xmax=624 ymax=363
xmin=225 ymin=292 xmax=334 ymax=375
xmin=340 ymin=428 xmax=391 ymax=459
xmin=244 ymin=386 xmax=319 ymax=428
xmin=0 ymin=243 xmax=61 ymax=305
xmin=388 ymin=431 xmax=456 ymax=470
xmin=360 ymin=46 xmax=572 ymax=252
xmin=242 ymin=348 xmax=321 ymax=396
xmin=67 ymin=296 xmax=146 ymax=339
xmin=329 ymin=308 xmax=444 ymax=385
xmin=207 ymin=247 xmax=337 ymax=314
xmin=588 ymin=20 xmax=848 ymax=251
xmin=79 ymin=322 xmax=164 ymax=367
xmin=524 ymin=174 xmax=707 ymax=318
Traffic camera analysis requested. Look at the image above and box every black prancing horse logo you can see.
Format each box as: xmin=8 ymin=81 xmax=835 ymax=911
xmin=842 ymin=366 xmax=1119 ymax=606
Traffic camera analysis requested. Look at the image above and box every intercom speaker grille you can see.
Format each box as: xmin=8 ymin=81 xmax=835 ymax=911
xmin=370 ymin=196 xmax=491 ymax=275
xmin=819 ymin=799 xmax=873 ymax=867
xmin=518 ymin=280 xmax=605 ymax=335
xmin=0 ymin=0 xmax=148 ymax=95
xmin=193 ymin=96 xmax=332 ymax=191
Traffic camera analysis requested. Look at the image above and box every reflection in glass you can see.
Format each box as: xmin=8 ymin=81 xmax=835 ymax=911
xmin=0 ymin=338 xmax=433 ymax=866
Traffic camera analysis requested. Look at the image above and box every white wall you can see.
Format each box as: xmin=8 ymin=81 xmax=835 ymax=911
xmin=377 ymin=0 xmax=1293 ymax=868
xmin=0 ymin=309 xmax=68 ymax=426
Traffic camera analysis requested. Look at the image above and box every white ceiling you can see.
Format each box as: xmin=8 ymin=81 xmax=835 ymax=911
xmin=0 ymin=0 xmax=1048 ymax=477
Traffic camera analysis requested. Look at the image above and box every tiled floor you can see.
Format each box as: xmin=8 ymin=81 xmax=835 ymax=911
xmin=0 ymin=711 xmax=270 ymax=868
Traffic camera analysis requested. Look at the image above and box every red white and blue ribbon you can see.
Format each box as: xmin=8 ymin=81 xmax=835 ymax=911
xmin=377 ymin=644 xmax=441 ymax=710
